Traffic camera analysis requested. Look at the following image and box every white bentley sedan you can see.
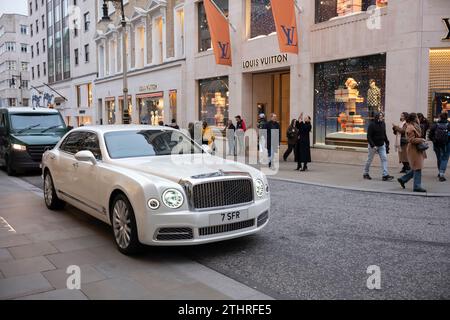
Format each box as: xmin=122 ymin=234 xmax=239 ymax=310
xmin=41 ymin=125 xmax=270 ymax=254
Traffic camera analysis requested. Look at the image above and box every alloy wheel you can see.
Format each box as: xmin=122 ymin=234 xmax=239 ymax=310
xmin=112 ymin=199 xmax=132 ymax=249
xmin=44 ymin=174 xmax=53 ymax=206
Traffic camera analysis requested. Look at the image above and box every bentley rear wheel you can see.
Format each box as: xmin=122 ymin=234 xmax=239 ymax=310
xmin=111 ymin=193 xmax=142 ymax=255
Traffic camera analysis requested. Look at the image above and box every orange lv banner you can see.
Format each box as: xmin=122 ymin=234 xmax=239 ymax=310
xmin=204 ymin=0 xmax=232 ymax=66
xmin=270 ymin=0 xmax=299 ymax=54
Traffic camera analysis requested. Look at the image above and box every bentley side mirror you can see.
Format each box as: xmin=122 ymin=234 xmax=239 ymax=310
xmin=74 ymin=150 xmax=97 ymax=165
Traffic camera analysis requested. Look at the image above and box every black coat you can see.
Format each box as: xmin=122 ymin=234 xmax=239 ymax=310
xmin=367 ymin=120 xmax=389 ymax=148
xmin=295 ymin=121 xmax=312 ymax=163
xmin=264 ymin=120 xmax=280 ymax=151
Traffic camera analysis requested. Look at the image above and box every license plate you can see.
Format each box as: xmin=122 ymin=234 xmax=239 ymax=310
xmin=209 ymin=209 xmax=248 ymax=226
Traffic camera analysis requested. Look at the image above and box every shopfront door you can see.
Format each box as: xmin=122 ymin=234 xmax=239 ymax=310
xmin=252 ymin=71 xmax=290 ymax=144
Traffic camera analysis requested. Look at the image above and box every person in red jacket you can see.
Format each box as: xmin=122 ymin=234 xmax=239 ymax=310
xmin=235 ymin=115 xmax=247 ymax=155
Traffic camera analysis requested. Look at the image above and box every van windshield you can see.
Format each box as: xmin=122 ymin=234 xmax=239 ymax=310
xmin=10 ymin=113 xmax=66 ymax=133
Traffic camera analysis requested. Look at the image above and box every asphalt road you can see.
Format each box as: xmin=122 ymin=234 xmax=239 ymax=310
xmin=16 ymin=173 xmax=450 ymax=299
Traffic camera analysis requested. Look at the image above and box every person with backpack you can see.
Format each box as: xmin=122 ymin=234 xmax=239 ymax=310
xmin=283 ymin=119 xmax=298 ymax=161
xmin=429 ymin=112 xmax=450 ymax=182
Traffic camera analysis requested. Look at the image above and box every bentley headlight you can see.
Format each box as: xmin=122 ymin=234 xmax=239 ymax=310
xmin=255 ymin=179 xmax=265 ymax=198
xmin=12 ymin=143 xmax=26 ymax=151
xmin=162 ymin=189 xmax=184 ymax=209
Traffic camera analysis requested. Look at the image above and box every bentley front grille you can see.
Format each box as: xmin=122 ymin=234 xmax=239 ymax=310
xmin=155 ymin=227 xmax=193 ymax=241
xmin=27 ymin=144 xmax=55 ymax=162
xmin=192 ymin=179 xmax=253 ymax=209
xmin=199 ymin=219 xmax=255 ymax=236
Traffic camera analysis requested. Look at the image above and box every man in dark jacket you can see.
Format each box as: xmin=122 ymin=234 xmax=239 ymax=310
xmin=264 ymin=113 xmax=280 ymax=168
xmin=429 ymin=112 xmax=450 ymax=182
xmin=363 ymin=112 xmax=394 ymax=181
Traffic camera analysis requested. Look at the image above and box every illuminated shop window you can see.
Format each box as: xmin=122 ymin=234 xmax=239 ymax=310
xmin=199 ymin=77 xmax=229 ymax=129
xmin=169 ymin=90 xmax=177 ymax=122
xmin=315 ymin=0 xmax=386 ymax=24
xmin=249 ymin=0 xmax=275 ymax=39
xmin=106 ymin=100 xmax=115 ymax=124
xmin=314 ymin=54 xmax=386 ymax=148
xmin=137 ymin=93 xmax=164 ymax=125
xmin=198 ymin=0 xmax=228 ymax=52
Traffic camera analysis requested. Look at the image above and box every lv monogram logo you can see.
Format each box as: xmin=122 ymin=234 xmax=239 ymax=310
xmin=218 ymin=41 xmax=230 ymax=59
xmin=443 ymin=18 xmax=450 ymax=41
xmin=281 ymin=25 xmax=297 ymax=46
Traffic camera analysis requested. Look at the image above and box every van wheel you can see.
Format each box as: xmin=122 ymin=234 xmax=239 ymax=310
xmin=111 ymin=193 xmax=142 ymax=255
xmin=5 ymin=155 xmax=15 ymax=176
xmin=43 ymin=171 xmax=65 ymax=210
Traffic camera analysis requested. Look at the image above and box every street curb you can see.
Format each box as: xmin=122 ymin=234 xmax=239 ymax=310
xmin=267 ymin=176 xmax=450 ymax=197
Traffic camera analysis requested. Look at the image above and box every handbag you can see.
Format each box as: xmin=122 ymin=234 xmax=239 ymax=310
xmin=416 ymin=142 xmax=429 ymax=151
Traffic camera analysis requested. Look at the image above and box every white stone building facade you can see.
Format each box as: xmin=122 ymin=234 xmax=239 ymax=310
xmin=0 ymin=14 xmax=31 ymax=107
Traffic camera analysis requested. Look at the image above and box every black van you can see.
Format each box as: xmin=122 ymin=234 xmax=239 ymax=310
xmin=0 ymin=107 xmax=69 ymax=175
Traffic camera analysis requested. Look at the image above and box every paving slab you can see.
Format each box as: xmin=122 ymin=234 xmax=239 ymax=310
xmin=0 ymin=255 xmax=56 ymax=278
xmin=42 ymin=264 xmax=107 ymax=289
xmin=81 ymin=277 xmax=154 ymax=300
xmin=0 ymin=234 xmax=32 ymax=248
xmin=0 ymin=273 xmax=53 ymax=300
xmin=0 ymin=248 xmax=14 ymax=262
xmin=26 ymin=227 xmax=97 ymax=243
xmin=8 ymin=241 xmax=59 ymax=259
xmin=50 ymin=234 xmax=111 ymax=253
xmin=45 ymin=249 xmax=105 ymax=269
xmin=16 ymin=288 xmax=88 ymax=300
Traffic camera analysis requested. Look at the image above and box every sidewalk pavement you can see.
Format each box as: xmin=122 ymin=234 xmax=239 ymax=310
xmin=0 ymin=171 xmax=272 ymax=300
xmin=264 ymin=160 xmax=450 ymax=197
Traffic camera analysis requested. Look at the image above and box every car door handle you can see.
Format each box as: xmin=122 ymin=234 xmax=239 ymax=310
xmin=72 ymin=162 xmax=79 ymax=168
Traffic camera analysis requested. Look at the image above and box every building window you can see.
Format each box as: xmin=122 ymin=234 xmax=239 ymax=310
xmin=5 ymin=42 xmax=16 ymax=52
xmin=199 ymin=77 xmax=229 ymax=128
xmin=8 ymin=98 xmax=17 ymax=107
xmin=87 ymin=83 xmax=93 ymax=107
xmin=7 ymin=61 xmax=17 ymax=70
xmin=37 ymin=64 xmax=41 ymax=78
xmin=36 ymin=19 xmax=39 ymax=34
xmin=30 ymin=24 xmax=33 ymax=37
xmin=198 ymin=0 xmax=228 ymax=52
xmin=31 ymin=45 xmax=34 ymax=58
xmin=315 ymin=0 xmax=383 ymax=24
xmin=21 ymin=80 xmax=29 ymax=89
xmin=35 ymin=0 xmax=38 ymax=10
xmin=32 ymin=66 xmax=35 ymax=79
xmin=43 ymin=62 xmax=46 ymax=75
xmin=84 ymin=44 xmax=89 ymax=62
xmin=42 ymin=15 xmax=45 ymax=29
xmin=74 ymin=19 xmax=78 ymax=37
xmin=22 ymin=98 xmax=30 ymax=106
xmin=137 ymin=93 xmax=164 ymax=125
xmin=84 ymin=12 xmax=90 ymax=31
xmin=36 ymin=42 xmax=39 ymax=55
xmin=20 ymin=25 xmax=28 ymax=35
xmin=249 ymin=0 xmax=276 ymax=38
xmin=21 ymin=62 xmax=29 ymax=71
xmin=175 ymin=8 xmax=185 ymax=58
xmin=43 ymin=38 xmax=46 ymax=52
xmin=74 ymin=48 xmax=79 ymax=65
xmin=314 ymin=54 xmax=386 ymax=148
xmin=29 ymin=2 xmax=32 ymax=15
xmin=76 ymin=85 xmax=81 ymax=107
xmin=21 ymin=43 xmax=28 ymax=53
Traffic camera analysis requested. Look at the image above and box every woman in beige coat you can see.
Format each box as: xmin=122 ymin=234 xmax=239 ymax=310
xmin=392 ymin=112 xmax=410 ymax=173
xmin=397 ymin=113 xmax=427 ymax=192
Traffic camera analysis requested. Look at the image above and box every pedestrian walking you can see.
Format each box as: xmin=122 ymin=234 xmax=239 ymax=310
xmin=264 ymin=113 xmax=280 ymax=168
xmin=257 ymin=113 xmax=267 ymax=152
xmin=392 ymin=112 xmax=410 ymax=173
xmin=225 ymin=119 xmax=236 ymax=156
xmin=418 ymin=113 xmax=430 ymax=139
xmin=429 ymin=112 xmax=450 ymax=182
xmin=295 ymin=113 xmax=312 ymax=171
xmin=363 ymin=112 xmax=394 ymax=181
xmin=235 ymin=115 xmax=247 ymax=156
xmin=283 ymin=119 xmax=298 ymax=161
xmin=397 ymin=113 xmax=428 ymax=192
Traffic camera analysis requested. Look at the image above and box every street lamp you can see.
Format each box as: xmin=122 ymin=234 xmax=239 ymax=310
xmin=101 ymin=0 xmax=128 ymax=124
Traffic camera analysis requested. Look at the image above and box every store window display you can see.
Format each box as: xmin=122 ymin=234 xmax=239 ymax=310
xmin=314 ymin=54 xmax=386 ymax=148
xmin=105 ymin=100 xmax=115 ymax=124
xmin=199 ymin=77 xmax=229 ymax=129
xmin=315 ymin=0 xmax=386 ymax=23
xmin=137 ymin=93 xmax=165 ymax=125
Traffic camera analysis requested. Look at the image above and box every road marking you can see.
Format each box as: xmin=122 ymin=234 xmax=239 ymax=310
xmin=0 ymin=216 xmax=16 ymax=234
